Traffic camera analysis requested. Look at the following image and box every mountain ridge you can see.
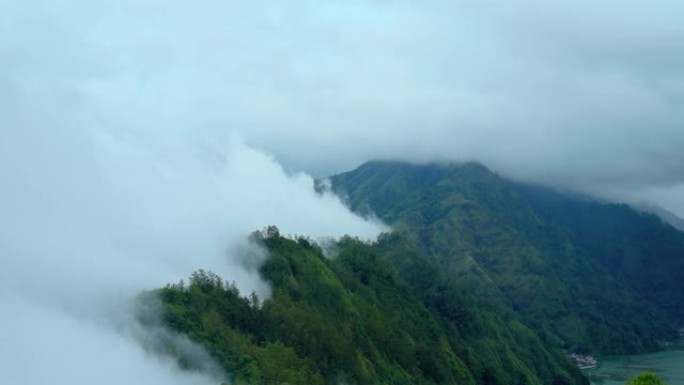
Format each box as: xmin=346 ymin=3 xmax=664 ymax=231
xmin=328 ymin=160 xmax=684 ymax=354
xmin=150 ymin=160 xmax=684 ymax=384
xmin=154 ymin=230 xmax=588 ymax=385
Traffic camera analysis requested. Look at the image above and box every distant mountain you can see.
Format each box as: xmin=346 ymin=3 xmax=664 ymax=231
xmin=634 ymin=204 xmax=684 ymax=233
xmin=329 ymin=161 xmax=684 ymax=354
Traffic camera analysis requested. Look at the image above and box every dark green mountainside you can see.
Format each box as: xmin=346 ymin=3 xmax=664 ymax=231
xmin=154 ymin=229 xmax=586 ymax=385
xmin=329 ymin=161 xmax=684 ymax=354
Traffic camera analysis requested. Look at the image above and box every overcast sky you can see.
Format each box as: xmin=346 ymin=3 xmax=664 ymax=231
xmin=4 ymin=0 xmax=684 ymax=208
xmin=2 ymin=1 xmax=684 ymax=384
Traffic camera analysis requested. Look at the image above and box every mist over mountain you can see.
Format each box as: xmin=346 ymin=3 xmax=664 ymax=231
xmin=3 ymin=0 xmax=684 ymax=384
xmin=634 ymin=204 xmax=684 ymax=233
xmin=148 ymin=160 xmax=684 ymax=384
xmin=0 ymin=131 xmax=384 ymax=385
xmin=3 ymin=0 xmax=684 ymax=214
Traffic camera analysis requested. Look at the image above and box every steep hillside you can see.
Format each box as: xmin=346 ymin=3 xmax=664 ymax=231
xmin=153 ymin=230 xmax=587 ymax=385
xmin=329 ymin=161 xmax=684 ymax=354
xmin=515 ymin=184 xmax=684 ymax=322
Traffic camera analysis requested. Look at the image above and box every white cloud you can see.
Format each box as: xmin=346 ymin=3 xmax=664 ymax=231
xmin=0 ymin=26 xmax=386 ymax=381
xmin=4 ymin=1 xmax=683 ymax=193
xmin=0 ymin=291 xmax=221 ymax=385
xmin=0 ymin=123 xmax=385 ymax=384
xmin=2 ymin=0 xmax=684 ymax=383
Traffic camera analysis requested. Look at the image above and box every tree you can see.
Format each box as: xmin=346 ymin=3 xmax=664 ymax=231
xmin=626 ymin=371 xmax=667 ymax=385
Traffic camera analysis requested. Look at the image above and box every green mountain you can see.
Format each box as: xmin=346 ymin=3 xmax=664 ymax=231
xmin=149 ymin=160 xmax=684 ymax=384
xmin=328 ymin=161 xmax=684 ymax=354
xmin=153 ymin=228 xmax=587 ymax=385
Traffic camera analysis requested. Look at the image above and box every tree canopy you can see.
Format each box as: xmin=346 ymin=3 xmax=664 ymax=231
xmin=626 ymin=371 xmax=668 ymax=385
xmin=329 ymin=161 xmax=684 ymax=353
xmin=153 ymin=231 xmax=587 ymax=385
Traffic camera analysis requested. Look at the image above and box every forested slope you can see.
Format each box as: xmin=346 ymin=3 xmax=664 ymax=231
xmin=154 ymin=230 xmax=586 ymax=385
xmin=148 ymin=160 xmax=684 ymax=384
xmin=329 ymin=161 xmax=684 ymax=354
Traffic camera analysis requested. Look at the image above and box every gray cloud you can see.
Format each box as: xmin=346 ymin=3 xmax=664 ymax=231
xmin=6 ymin=1 xmax=682 ymax=194
xmin=2 ymin=1 xmax=684 ymax=383
xmin=14 ymin=0 xmax=675 ymax=199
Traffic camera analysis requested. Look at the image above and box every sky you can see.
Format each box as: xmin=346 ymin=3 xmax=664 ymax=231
xmin=2 ymin=1 xmax=684 ymax=384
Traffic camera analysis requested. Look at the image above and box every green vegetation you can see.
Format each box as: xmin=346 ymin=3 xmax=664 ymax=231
xmin=517 ymin=183 xmax=684 ymax=323
xmin=154 ymin=229 xmax=586 ymax=385
xmin=625 ymin=371 xmax=668 ymax=385
xmin=150 ymin=160 xmax=684 ymax=383
xmin=329 ymin=161 xmax=684 ymax=354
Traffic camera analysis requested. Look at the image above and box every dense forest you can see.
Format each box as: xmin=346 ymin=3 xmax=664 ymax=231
xmin=148 ymin=161 xmax=684 ymax=384
xmin=153 ymin=228 xmax=586 ymax=385
xmin=329 ymin=161 xmax=684 ymax=354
